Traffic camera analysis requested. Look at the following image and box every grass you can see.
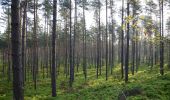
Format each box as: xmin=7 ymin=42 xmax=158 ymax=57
xmin=0 ymin=64 xmax=170 ymax=100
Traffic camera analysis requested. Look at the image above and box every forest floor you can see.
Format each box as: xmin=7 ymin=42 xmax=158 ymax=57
xmin=0 ymin=64 xmax=170 ymax=100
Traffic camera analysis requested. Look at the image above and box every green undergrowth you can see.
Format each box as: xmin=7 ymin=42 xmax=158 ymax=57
xmin=0 ymin=64 xmax=170 ymax=100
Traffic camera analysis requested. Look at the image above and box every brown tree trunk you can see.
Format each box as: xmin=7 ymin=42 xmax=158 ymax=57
xmin=22 ymin=0 xmax=27 ymax=85
xmin=51 ymin=0 xmax=57 ymax=96
xmin=11 ymin=0 xmax=24 ymax=99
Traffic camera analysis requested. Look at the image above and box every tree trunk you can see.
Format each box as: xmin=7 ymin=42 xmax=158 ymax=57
xmin=110 ymin=0 xmax=114 ymax=75
xmin=73 ymin=0 xmax=77 ymax=81
xmin=51 ymin=0 xmax=57 ymax=96
xmin=33 ymin=0 xmax=38 ymax=90
xmin=83 ymin=1 xmax=87 ymax=80
xmin=160 ymin=0 xmax=164 ymax=75
xmin=125 ymin=0 xmax=130 ymax=83
xmin=7 ymin=4 xmax=11 ymax=82
xmin=131 ymin=8 xmax=135 ymax=75
xmin=121 ymin=0 xmax=124 ymax=79
xmin=69 ymin=0 xmax=74 ymax=87
xmin=22 ymin=0 xmax=27 ymax=85
xmin=97 ymin=0 xmax=101 ymax=78
xmin=11 ymin=0 xmax=24 ymax=99
xmin=105 ymin=0 xmax=108 ymax=81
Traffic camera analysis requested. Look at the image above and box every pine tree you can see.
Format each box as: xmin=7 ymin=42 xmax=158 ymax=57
xmin=11 ymin=0 xmax=24 ymax=99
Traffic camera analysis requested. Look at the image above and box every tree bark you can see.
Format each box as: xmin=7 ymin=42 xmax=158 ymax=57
xmin=51 ymin=0 xmax=57 ymax=96
xmin=160 ymin=0 xmax=164 ymax=75
xmin=121 ymin=0 xmax=124 ymax=79
xmin=22 ymin=0 xmax=27 ymax=85
xmin=106 ymin=0 xmax=108 ymax=81
xmin=11 ymin=0 xmax=24 ymax=99
xmin=83 ymin=0 xmax=87 ymax=80
xmin=125 ymin=0 xmax=130 ymax=83
xmin=69 ymin=0 xmax=74 ymax=87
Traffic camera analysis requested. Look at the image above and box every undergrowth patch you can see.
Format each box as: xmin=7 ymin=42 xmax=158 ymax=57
xmin=0 ymin=65 xmax=170 ymax=100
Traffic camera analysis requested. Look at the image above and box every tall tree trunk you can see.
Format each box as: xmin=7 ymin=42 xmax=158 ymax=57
xmin=160 ymin=0 xmax=164 ymax=75
xmin=43 ymin=15 xmax=47 ymax=79
xmin=69 ymin=0 xmax=74 ymax=87
xmin=83 ymin=0 xmax=87 ymax=80
xmin=64 ymin=19 xmax=68 ymax=77
xmin=135 ymin=31 xmax=139 ymax=72
xmin=131 ymin=8 xmax=135 ymax=75
xmin=33 ymin=0 xmax=38 ymax=90
xmin=121 ymin=0 xmax=124 ymax=79
xmin=110 ymin=0 xmax=114 ymax=75
xmin=97 ymin=0 xmax=101 ymax=78
xmin=125 ymin=0 xmax=130 ymax=83
xmin=73 ymin=0 xmax=77 ymax=81
xmin=46 ymin=18 xmax=49 ymax=78
xmin=25 ymin=7 xmax=28 ymax=82
xmin=51 ymin=0 xmax=57 ymax=96
xmin=22 ymin=0 xmax=27 ymax=85
xmin=7 ymin=4 xmax=11 ymax=82
xmin=11 ymin=0 xmax=24 ymax=99
xmin=105 ymin=0 xmax=108 ymax=81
